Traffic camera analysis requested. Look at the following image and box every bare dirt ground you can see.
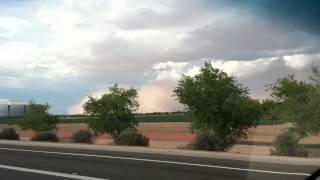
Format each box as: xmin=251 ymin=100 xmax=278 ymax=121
xmin=2 ymin=122 xmax=320 ymax=144
xmin=1 ymin=122 xmax=319 ymax=156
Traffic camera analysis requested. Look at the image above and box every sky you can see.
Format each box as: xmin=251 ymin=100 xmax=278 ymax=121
xmin=0 ymin=0 xmax=319 ymax=114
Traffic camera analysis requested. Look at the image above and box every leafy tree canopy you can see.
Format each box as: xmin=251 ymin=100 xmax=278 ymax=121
xmin=84 ymin=84 xmax=139 ymax=143
xmin=268 ymin=63 xmax=320 ymax=136
xmin=174 ymin=62 xmax=262 ymax=143
xmin=19 ymin=101 xmax=57 ymax=132
xmin=261 ymin=99 xmax=279 ymax=121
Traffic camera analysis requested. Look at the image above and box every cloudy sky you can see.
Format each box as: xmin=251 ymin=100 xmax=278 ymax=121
xmin=0 ymin=0 xmax=319 ymax=114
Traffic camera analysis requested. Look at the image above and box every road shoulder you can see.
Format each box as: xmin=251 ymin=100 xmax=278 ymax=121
xmin=0 ymin=140 xmax=319 ymax=166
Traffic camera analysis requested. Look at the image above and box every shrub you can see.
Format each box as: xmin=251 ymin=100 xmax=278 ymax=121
xmin=72 ymin=130 xmax=93 ymax=143
xmin=31 ymin=132 xmax=58 ymax=142
xmin=0 ymin=128 xmax=19 ymax=140
xmin=19 ymin=102 xmax=58 ymax=132
xmin=271 ymin=130 xmax=308 ymax=157
xmin=193 ymin=131 xmax=237 ymax=151
xmin=117 ymin=128 xmax=149 ymax=146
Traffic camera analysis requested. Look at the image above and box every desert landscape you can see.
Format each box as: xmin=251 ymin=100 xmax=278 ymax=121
xmin=1 ymin=122 xmax=319 ymax=156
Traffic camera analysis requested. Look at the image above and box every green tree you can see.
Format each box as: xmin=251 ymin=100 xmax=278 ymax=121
xmin=19 ymin=102 xmax=58 ymax=132
xmin=261 ymin=99 xmax=279 ymax=121
xmin=174 ymin=62 xmax=261 ymax=151
xmin=310 ymin=62 xmax=320 ymax=85
xmin=267 ymin=64 xmax=320 ymax=157
xmin=268 ymin=73 xmax=319 ymax=137
xmin=84 ymin=84 xmax=139 ymax=143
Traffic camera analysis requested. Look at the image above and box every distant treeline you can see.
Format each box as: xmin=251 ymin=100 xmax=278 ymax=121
xmin=55 ymin=111 xmax=185 ymax=117
xmin=55 ymin=112 xmax=187 ymax=123
xmin=0 ymin=112 xmax=281 ymax=125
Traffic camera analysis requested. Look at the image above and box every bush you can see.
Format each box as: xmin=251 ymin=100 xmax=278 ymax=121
xmin=19 ymin=102 xmax=58 ymax=132
xmin=193 ymin=131 xmax=237 ymax=151
xmin=117 ymin=128 xmax=149 ymax=146
xmin=271 ymin=130 xmax=308 ymax=157
xmin=31 ymin=132 xmax=58 ymax=142
xmin=72 ymin=130 xmax=93 ymax=143
xmin=0 ymin=128 xmax=19 ymax=140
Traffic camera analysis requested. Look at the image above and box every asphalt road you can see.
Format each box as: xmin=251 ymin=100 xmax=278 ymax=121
xmin=0 ymin=143 xmax=317 ymax=180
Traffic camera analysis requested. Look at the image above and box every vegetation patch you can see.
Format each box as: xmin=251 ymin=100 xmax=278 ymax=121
xmin=117 ymin=128 xmax=149 ymax=146
xmin=271 ymin=130 xmax=308 ymax=157
xmin=174 ymin=62 xmax=262 ymax=151
xmin=18 ymin=102 xmax=58 ymax=132
xmin=72 ymin=130 xmax=93 ymax=143
xmin=31 ymin=132 xmax=59 ymax=142
xmin=0 ymin=128 xmax=19 ymax=140
xmin=84 ymin=84 xmax=139 ymax=143
xmin=193 ymin=131 xmax=236 ymax=151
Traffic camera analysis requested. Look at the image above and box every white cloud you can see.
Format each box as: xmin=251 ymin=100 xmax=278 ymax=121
xmin=137 ymin=80 xmax=183 ymax=113
xmin=283 ymin=54 xmax=318 ymax=69
xmin=1 ymin=0 xmax=319 ymax=91
xmin=149 ymin=54 xmax=318 ymax=101
xmin=68 ymin=88 xmax=109 ymax=114
xmin=69 ymin=80 xmax=184 ymax=114
xmin=70 ymin=54 xmax=318 ymax=114
xmin=151 ymin=57 xmax=279 ymax=81
xmin=153 ymin=61 xmax=188 ymax=80
xmin=210 ymin=57 xmax=278 ymax=77
xmin=0 ymin=16 xmax=31 ymax=36
xmin=0 ymin=0 xmax=319 ymax=114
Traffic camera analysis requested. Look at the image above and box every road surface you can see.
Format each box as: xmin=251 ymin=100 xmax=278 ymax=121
xmin=0 ymin=143 xmax=317 ymax=180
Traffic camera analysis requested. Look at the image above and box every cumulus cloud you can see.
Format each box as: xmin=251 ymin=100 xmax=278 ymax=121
xmin=283 ymin=54 xmax=319 ymax=69
xmin=0 ymin=0 xmax=319 ymax=113
xmin=137 ymin=80 xmax=183 ymax=113
xmin=68 ymin=88 xmax=109 ymax=114
xmin=70 ymin=54 xmax=319 ymax=114
xmin=147 ymin=54 xmax=318 ymax=101
xmin=1 ymin=0 xmax=318 ymax=87
xmin=175 ymin=17 xmax=320 ymax=60
xmin=69 ymin=80 xmax=184 ymax=114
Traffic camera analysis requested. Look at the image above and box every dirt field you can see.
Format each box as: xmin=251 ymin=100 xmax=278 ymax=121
xmin=2 ymin=122 xmax=319 ymax=144
xmin=1 ymin=122 xmax=320 ymax=156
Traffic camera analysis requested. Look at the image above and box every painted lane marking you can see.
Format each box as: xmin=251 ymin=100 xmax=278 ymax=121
xmin=0 ymin=147 xmax=310 ymax=176
xmin=0 ymin=164 xmax=109 ymax=180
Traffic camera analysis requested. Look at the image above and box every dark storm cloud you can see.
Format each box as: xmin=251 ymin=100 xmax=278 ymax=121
xmin=115 ymin=3 xmax=214 ymax=30
xmin=239 ymin=57 xmax=316 ymax=99
xmin=77 ymin=36 xmax=164 ymax=86
xmin=221 ymin=0 xmax=320 ymax=35
xmin=2 ymin=0 xmax=320 ymax=114
xmin=174 ymin=17 xmax=320 ymax=60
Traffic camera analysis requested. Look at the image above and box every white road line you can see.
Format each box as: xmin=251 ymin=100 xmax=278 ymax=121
xmin=0 ymin=164 xmax=109 ymax=180
xmin=0 ymin=147 xmax=310 ymax=176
